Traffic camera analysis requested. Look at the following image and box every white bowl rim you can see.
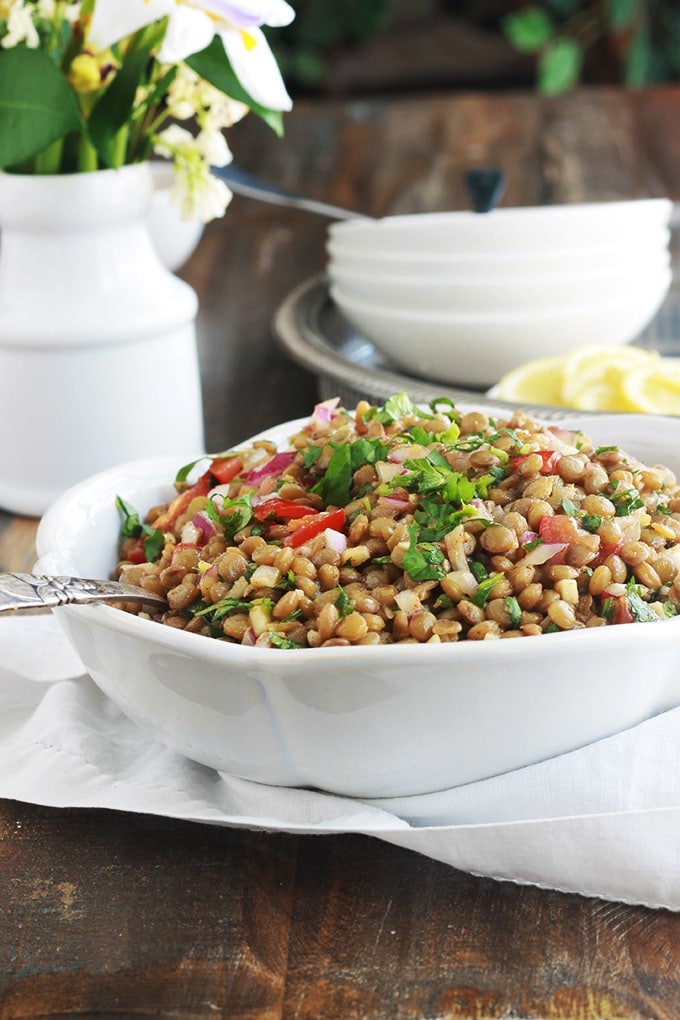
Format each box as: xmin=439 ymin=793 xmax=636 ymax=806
xmin=329 ymin=197 xmax=674 ymax=235
xmin=328 ymin=259 xmax=670 ymax=289
xmin=35 ymin=409 xmax=680 ymax=670
xmin=326 ymin=234 xmax=672 ymax=263
xmin=330 ymin=269 xmax=672 ymax=323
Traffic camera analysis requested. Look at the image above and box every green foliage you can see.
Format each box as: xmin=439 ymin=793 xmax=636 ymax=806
xmin=538 ymin=37 xmax=583 ymax=93
xmin=504 ymin=7 xmax=554 ymax=52
xmin=503 ymin=0 xmax=680 ymax=94
xmin=0 ymin=47 xmax=83 ymax=167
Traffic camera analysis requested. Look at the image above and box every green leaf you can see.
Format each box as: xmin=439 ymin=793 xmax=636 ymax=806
xmin=624 ymin=27 xmax=653 ymax=87
xmin=88 ymin=47 xmax=152 ymax=167
xmin=503 ymin=7 xmax=554 ymax=53
xmin=605 ymin=0 xmax=640 ymax=31
xmin=402 ymin=524 xmax=446 ymax=582
xmin=0 ymin=48 xmax=84 ymax=168
xmin=538 ymin=37 xmax=583 ymax=95
xmin=187 ymin=36 xmax=284 ymax=136
xmin=115 ymin=495 xmax=164 ymax=561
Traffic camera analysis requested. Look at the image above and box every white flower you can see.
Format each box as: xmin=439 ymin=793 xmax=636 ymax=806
xmin=167 ymin=65 xmax=249 ymax=134
xmin=88 ymin=0 xmax=294 ymax=111
xmin=2 ymin=2 xmax=40 ymax=48
xmin=153 ymin=123 xmax=233 ymax=222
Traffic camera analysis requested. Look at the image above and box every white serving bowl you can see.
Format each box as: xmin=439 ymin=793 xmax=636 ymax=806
xmin=331 ymin=266 xmax=672 ymax=388
xmin=329 ymin=199 xmax=673 ymax=255
xmin=147 ymin=161 xmax=204 ymax=271
xmin=326 ymin=235 xmax=672 ymax=279
xmin=35 ymin=412 xmax=680 ymax=799
xmin=329 ymin=255 xmax=671 ymax=315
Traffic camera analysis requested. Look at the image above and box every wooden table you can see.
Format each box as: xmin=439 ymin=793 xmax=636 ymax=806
xmin=3 ymin=85 xmax=680 ymax=1018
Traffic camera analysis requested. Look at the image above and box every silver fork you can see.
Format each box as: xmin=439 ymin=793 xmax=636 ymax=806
xmin=0 ymin=573 xmax=167 ymax=613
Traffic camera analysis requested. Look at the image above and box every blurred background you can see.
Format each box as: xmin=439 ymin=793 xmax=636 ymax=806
xmin=269 ymin=0 xmax=680 ymax=99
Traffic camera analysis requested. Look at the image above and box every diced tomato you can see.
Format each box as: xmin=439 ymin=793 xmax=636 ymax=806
xmin=609 ymin=595 xmax=635 ymax=625
xmin=151 ymin=471 xmax=212 ymax=531
xmin=209 ymin=455 xmax=243 ymax=485
xmin=252 ymin=498 xmax=319 ymax=522
xmin=125 ymin=536 xmax=148 ymax=564
xmin=538 ymin=514 xmax=579 ymax=545
xmin=590 ymin=538 xmax=623 ymax=568
xmin=284 ymin=507 xmax=346 ymax=548
xmin=511 ymin=450 xmax=562 ymax=474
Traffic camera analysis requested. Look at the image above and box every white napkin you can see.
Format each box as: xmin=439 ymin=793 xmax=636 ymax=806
xmin=3 ymin=613 xmax=680 ymax=911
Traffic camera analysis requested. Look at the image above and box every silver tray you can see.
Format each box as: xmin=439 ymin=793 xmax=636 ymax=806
xmin=274 ymin=272 xmax=680 ymax=418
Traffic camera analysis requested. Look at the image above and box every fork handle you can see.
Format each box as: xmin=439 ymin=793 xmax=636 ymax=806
xmin=0 ymin=572 xmax=161 ymax=613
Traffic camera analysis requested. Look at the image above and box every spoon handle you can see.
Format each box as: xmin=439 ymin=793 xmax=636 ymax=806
xmin=212 ymin=164 xmax=367 ymax=221
xmin=0 ymin=573 xmax=166 ymax=613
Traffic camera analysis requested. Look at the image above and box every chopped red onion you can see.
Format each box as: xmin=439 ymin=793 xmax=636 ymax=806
xmin=311 ymin=397 xmax=340 ymax=428
xmin=242 ymin=451 xmax=296 ymax=484
xmin=192 ymin=511 xmax=215 ymax=543
xmin=325 ymin=528 xmax=348 ymax=553
xmin=522 ymin=541 xmax=568 ymax=565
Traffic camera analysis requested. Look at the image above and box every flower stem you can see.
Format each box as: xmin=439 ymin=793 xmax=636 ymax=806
xmin=33 ymin=139 xmax=65 ymax=175
xmin=77 ymin=135 xmax=100 ymax=172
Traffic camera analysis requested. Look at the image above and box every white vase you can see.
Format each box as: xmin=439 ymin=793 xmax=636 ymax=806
xmin=0 ymin=162 xmax=205 ymax=517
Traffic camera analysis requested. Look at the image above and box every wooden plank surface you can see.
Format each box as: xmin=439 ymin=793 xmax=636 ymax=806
xmin=3 ymin=85 xmax=680 ymax=1019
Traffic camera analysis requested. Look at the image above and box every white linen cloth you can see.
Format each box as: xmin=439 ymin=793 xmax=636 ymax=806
xmin=3 ymin=613 xmax=680 ymax=911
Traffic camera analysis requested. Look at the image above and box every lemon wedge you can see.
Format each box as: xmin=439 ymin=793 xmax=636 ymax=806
xmin=561 ymin=345 xmax=657 ymax=410
xmin=494 ymin=345 xmax=680 ymax=415
xmin=494 ymin=355 xmax=566 ymax=405
xmin=620 ymin=361 xmax=680 ymax=415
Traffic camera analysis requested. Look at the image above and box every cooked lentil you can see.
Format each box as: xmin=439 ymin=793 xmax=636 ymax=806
xmin=113 ymin=393 xmax=680 ymax=646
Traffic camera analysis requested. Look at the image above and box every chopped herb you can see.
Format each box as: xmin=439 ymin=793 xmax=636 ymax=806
xmin=115 ymin=495 xmax=164 ymax=562
xmin=663 ymin=601 xmax=678 ymax=617
xmin=561 ymin=497 xmax=578 ymax=517
xmin=524 ymin=537 xmax=543 ymax=551
xmin=657 ymin=504 xmax=672 ymax=515
xmin=544 ymin=622 xmax=560 ymax=633
xmin=505 ymin=596 xmax=522 ymax=628
xmin=470 ymin=560 xmax=488 ymax=582
xmin=595 ymin=445 xmax=619 ymax=455
xmin=269 ymin=633 xmax=305 ymax=649
xmin=626 ymin=579 xmax=659 ymax=622
xmin=581 ymin=513 xmax=603 ymax=533
xmin=335 ymin=587 xmax=354 ymax=617
xmin=207 ymin=492 xmax=253 ymax=540
xmin=192 ymin=596 xmax=252 ymax=621
xmin=366 ymin=391 xmax=433 ymax=425
xmin=471 ymin=572 xmax=503 ymax=607
xmin=612 ymin=488 xmax=645 ymax=517
xmin=302 ymin=445 xmax=323 ymax=469
xmin=275 ymin=570 xmax=297 ymax=592
xmin=601 ymin=597 xmax=615 ymax=621
xmin=429 ymin=397 xmax=457 ymax=415
xmin=402 ymin=523 xmax=446 ymax=581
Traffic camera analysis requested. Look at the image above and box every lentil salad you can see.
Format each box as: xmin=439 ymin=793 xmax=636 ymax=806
xmin=114 ymin=393 xmax=680 ymax=647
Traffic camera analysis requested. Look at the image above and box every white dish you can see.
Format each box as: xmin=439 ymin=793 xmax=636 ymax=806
xmin=329 ymin=199 xmax=673 ymax=255
xmin=35 ymin=410 xmax=680 ymax=799
xmin=328 ymin=258 xmax=670 ymax=315
xmin=331 ymin=269 xmax=672 ymax=388
xmin=326 ymin=237 xmax=672 ymax=278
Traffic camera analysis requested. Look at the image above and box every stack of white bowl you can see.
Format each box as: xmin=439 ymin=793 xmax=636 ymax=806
xmin=327 ymin=199 xmax=673 ymax=389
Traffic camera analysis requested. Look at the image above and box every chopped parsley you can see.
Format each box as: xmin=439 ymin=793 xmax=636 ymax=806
xmin=115 ymin=495 xmax=164 ymax=562
xmin=402 ymin=523 xmax=447 ymax=581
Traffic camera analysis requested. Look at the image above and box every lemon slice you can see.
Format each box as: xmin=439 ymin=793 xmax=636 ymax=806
xmin=620 ymin=362 xmax=680 ymax=415
xmin=561 ymin=345 xmax=657 ymax=405
xmin=494 ymin=355 xmax=565 ymax=405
